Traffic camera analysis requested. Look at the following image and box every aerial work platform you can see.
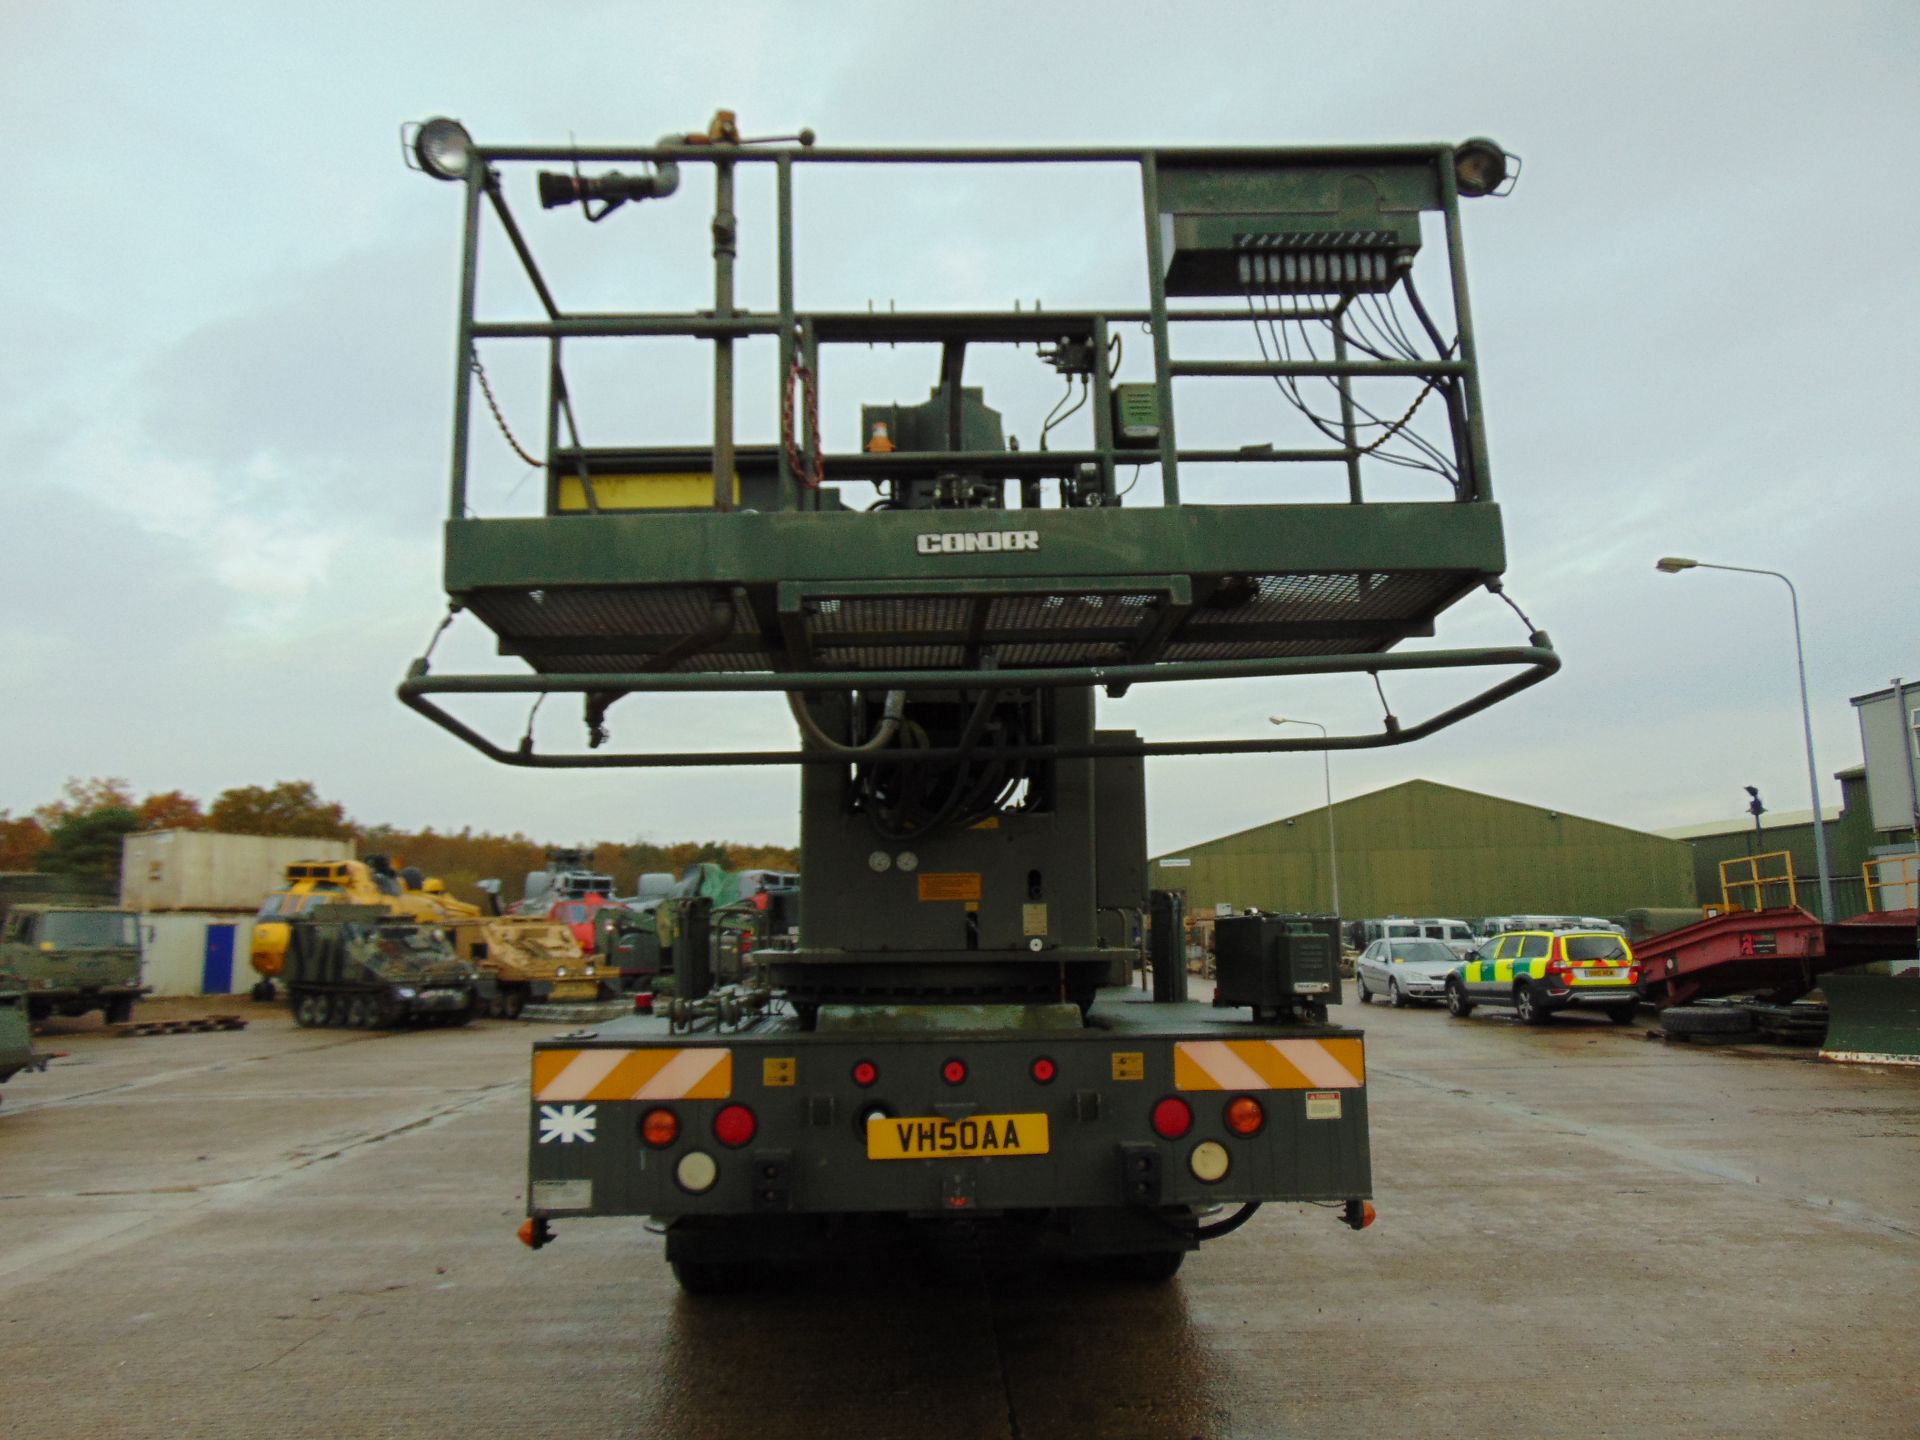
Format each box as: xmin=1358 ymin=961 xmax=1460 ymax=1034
xmin=400 ymin=124 xmax=1554 ymax=765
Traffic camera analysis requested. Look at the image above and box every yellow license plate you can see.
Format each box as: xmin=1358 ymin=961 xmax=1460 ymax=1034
xmin=866 ymin=1112 xmax=1050 ymax=1160
xmin=1581 ymin=969 xmax=1625 ymax=982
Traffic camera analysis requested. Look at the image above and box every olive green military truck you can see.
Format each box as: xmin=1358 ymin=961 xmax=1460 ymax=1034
xmin=284 ymin=906 xmax=484 ymax=1029
xmin=399 ymin=118 xmax=1542 ymax=1291
xmin=0 ymin=975 xmax=48 ymax=1107
xmin=0 ymin=876 xmax=147 ymax=1024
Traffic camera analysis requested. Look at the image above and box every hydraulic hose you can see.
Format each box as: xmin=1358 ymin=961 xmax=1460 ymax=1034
xmin=786 ymin=688 xmax=906 ymax=757
xmin=1194 ymin=1203 xmax=1262 ymax=1241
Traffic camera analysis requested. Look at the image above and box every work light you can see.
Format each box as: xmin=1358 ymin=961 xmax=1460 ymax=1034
xmin=1453 ymin=138 xmax=1510 ymax=198
xmin=411 ymin=117 xmax=475 ymax=181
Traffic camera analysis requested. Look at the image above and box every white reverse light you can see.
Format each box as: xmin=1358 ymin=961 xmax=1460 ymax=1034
xmin=676 ymin=1151 xmax=718 ymax=1193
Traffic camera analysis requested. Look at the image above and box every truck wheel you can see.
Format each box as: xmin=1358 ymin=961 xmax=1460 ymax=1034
xmin=1389 ymin=980 xmax=1408 ymax=1009
xmin=104 ymin=997 xmax=136 ymax=1025
xmin=1659 ymin=1005 xmax=1754 ymax=1037
xmin=326 ymin=994 xmax=350 ymax=1028
xmin=670 ymin=1260 xmax=754 ymax=1296
xmin=504 ymin=990 xmax=526 ymax=1021
xmin=347 ymin=996 xmax=372 ymax=1029
xmin=1445 ymin=980 xmax=1474 ymax=1018
xmin=1514 ymin=983 xmax=1549 ymax=1025
xmin=292 ymin=993 xmax=319 ymax=1028
xmin=1354 ymin=976 xmax=1371 ymax=1004
xmin=1102 ymin=1250 xmax=1186 ymax=1283
xmin=486 ymin=992 xmax=505 ymax=1019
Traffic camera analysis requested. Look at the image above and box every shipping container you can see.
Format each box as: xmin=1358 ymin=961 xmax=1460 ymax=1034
xmin=121 ymin=831 xmax=354 ymax=913
xmin=140 ymin=913 xmax=260 ymax=996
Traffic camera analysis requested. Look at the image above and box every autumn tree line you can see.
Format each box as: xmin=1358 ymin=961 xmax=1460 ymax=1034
xmin=0 ymin=778 xmax=798 ymax=906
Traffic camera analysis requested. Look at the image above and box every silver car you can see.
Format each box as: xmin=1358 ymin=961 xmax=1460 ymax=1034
xmin=1353 ymin=938 xmax=1460 ymax=1008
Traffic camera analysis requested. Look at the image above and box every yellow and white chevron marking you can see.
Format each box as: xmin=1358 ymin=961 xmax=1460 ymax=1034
xmin=1173 ymin=1037 xmax=1365 ymax=1092
xmin=532 ymin=1047 xmax=733 ymax=1102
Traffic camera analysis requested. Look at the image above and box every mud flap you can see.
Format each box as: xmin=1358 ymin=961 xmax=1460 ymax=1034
xmin=1820 ymin=970 xmax=1920 ymax=1067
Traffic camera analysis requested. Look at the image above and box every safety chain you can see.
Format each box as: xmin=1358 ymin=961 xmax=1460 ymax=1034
xmin=782 ymin=355 xmax=824 ymax=489
xmin=1354 ymin=380 xmax=1438 ymax=456
xmin=470 ymin=350 xmax=542 ymax=468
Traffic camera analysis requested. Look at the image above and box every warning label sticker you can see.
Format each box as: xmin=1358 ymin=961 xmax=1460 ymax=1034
xmin=918 ymin=872 xmax=983 ymax=902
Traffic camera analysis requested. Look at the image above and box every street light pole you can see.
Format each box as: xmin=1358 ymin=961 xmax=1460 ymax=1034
xmin=1269 ymin=716 xmax=1340 ymax=917
xmin=1655 ymin=557 xmax=1836 ymax=918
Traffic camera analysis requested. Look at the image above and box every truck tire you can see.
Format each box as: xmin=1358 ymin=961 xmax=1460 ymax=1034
xmin=104 ymin=996 xmax=136 ymax=1025
xmin=671 ymin=1260 xmax=755 ymax=1296
xmin=1513 ymin=983 xmax=1549 ymax=1025
xmin=292 ymin=992 xmax=320 ymax=1027
xmin=1659 ymin=1005 xmax=1754 ymax=1037
xmin=1101 ymin=1250 xmax=1186 ymax=1283
xmin=327 ymin=994 xmax=350 ymax=1027
xmin=504 ymin=990 xmax=526 ymax=1021
xmin=1445 ymin=980 xmax=1474 ymax=1018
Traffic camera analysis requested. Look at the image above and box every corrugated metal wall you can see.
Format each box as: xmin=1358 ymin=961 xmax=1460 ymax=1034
xmin=1153 ymin=780 xmax=1695 ymax=919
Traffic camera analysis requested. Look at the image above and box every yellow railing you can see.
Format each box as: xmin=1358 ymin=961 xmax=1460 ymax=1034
xmin=1864 ymin=854 xmax=1919 ymax=913
xmin=1719 ymin=850 xmax=1799 ymax=912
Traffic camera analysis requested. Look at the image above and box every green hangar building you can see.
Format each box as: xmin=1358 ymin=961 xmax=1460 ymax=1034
xmin=1151 ymin=779 xmax=1696 ymax=920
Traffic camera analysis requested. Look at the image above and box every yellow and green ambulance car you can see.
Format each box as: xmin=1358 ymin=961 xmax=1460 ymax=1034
xmin=1445 ymin=929 xmax=1640 ymax=1026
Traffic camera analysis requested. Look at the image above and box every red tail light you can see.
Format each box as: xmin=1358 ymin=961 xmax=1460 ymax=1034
xmin=713 ymin=1103 xmax=757 ymax=1148
xmin=851 ymin=1060 xmax=878 ymax=1088
xmin=641 ymin=1107 xmax=679 ymax=1148
xmin=1151 ymin=1096 xmax=1193 ymax=1140
xmin=1030 ymin=1056 xmax=1057 ymax=1084
xmin=941 ymin=1058 xmax=967 ymax=1086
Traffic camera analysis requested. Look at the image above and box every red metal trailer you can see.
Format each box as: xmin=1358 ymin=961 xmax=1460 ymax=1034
xmin=1633 ymin=907 xmax=1916 ymax=1009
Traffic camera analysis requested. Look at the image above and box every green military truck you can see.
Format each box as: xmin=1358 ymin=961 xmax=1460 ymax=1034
xmin=399 ymin=123 xmax=1542 ymax=1291
xmin=0 ymin=874 xmax=147 ymax=1024
xmin=284 ymin=906 xmax=485 ymax=1028
xmin=1 ymin=974 xmax=48 ymax=1107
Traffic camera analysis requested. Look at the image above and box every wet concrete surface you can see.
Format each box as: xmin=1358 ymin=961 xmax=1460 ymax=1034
xmin=2 ymin=994 xmax=1916 ymax=1438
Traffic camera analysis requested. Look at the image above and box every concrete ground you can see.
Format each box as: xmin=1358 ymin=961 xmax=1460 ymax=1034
xmin=3 ymin=993 xmax=1916 ymax=1439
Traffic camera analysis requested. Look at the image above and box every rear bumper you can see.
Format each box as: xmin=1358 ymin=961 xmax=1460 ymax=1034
xmin=1541 ymin=984 xmax=1637 ymax=1011
xmin=526 ymin=1008 xmax=1373 ymax=1224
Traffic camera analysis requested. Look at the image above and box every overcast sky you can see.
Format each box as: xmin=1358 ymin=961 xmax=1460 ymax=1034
xmin=3 ymin=2 xmax=1915 ymax=858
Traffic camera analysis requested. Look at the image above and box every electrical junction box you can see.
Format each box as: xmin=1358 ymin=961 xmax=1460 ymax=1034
xmin=1213 ymin=913 xmax=1343 ymax=1014
xmin=1111 ymin=384 xmax=1161 ymax=448
xmin=1155 ymin=159 xmax=1434 ymax=297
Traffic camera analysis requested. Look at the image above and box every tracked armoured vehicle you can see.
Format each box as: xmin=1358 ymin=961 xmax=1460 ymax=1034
xmin=474 ymin=916 xmax=609 ymax=1016
xmin=251 ymin=856 xmax=487 ymax=992
xmin=284 ymin=906 xmax=482 ymax=1029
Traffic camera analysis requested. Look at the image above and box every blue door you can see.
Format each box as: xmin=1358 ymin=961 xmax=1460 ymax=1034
xmin=202 ymin=924 xmax=235 ymax=994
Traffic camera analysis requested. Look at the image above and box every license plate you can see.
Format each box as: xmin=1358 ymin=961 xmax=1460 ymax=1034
xmin=1582 ymin=969 xmax=1625 ymax=982
xmin=866 ymin=1112 xmax=1050 ymax=1160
